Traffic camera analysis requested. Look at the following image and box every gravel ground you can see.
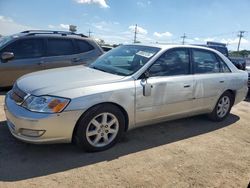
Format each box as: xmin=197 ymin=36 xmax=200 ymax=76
xmin=0 ymin=91 xmax=249 ymax=188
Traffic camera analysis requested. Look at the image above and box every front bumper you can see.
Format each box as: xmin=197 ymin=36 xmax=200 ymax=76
xmin=4 ymin=92 xmax=84 ymax=144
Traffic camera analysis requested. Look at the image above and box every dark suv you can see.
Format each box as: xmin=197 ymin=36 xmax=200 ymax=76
xmin=0 ymin=30 xmax=104 ymax=87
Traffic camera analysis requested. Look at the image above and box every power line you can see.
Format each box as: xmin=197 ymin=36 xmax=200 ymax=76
xmin=181 ymin=33 xmax=187 ymax=45
xmin=134 ymin=24 xmax=138 ymax=43
xmin=193 ymin=32 xmax=236 ymax=39
xmin=237 ymin=31 xmax=246 ymax=51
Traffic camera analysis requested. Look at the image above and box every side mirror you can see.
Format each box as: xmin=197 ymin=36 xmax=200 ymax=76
xmin=141 ymin=70 xmax=150 ymax=80
xmin=235 ymin=63 xmax=243 ymax=70
xmin=1 ymin=52 xmax=14 ymax=61
xmin=140 ymin=71 xmax=152 ymax=97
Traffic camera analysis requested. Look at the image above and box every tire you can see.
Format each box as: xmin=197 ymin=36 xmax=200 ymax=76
xmin=74 ymin=104 xmax=125 ymax=152
xmin=208 ymin=91 xmax=233 ymax=121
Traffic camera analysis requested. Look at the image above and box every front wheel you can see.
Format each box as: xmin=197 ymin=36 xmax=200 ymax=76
xmin=208 ymin=91 xmax=233 ymax=121
xmin=74 ymin=104 xmax=125 ymax=152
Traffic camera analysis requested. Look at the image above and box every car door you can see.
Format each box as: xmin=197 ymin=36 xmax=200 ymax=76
xmin=0 ymin=38 xmax=45 ymax=87
xmin=135 ymin=48 xmax=195 ymax=126
xmin=39 ymin=37 xmax=77 ymax=69
xmin=191 ymin=49 xmax=231 ymax=111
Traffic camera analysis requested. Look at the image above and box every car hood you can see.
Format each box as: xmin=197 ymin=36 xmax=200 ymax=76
xmin=16 ymin=66 xmax=125 ymax=96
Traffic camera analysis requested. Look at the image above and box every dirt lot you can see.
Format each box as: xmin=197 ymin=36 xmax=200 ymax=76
xmin=0 ymin=91 xmax=249 ymax=188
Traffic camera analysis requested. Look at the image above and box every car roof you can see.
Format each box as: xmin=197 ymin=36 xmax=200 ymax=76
xmin=8 ymin=30 xmax=89 ymax=41
xmin=124 ymin=43 xmax=221 ymax=53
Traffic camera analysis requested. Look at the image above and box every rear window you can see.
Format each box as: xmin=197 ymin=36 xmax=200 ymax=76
xmin=76 ymin=40 xmax=94 ymax=53
xmin=47 ymin=38 xmax=75 ymax=56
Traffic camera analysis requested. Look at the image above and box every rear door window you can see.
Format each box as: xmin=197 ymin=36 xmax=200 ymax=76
xmin=76 ymin=40 xmax=94 ymax=53
xmin=192 ymin=49 xmax=220 ymax=74
xmin=215 ymin=55 xmax=231 ymax=73
xmin=3 ymin=38 xmax=45 ymax=59
xmin=47 ymin=38 xmax=75 ymax=56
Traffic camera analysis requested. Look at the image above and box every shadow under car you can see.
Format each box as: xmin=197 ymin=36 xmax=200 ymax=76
xmin=0 ymin=113 xmax=239 ymax=182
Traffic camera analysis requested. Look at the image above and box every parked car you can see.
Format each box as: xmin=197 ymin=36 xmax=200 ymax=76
xmin=227 ymin=57 xmax=246 ymax=70
xmin=0 ymin=30 xmax=103 ymax=88
xmin=4 ymin=44 xmax=248 ymax=151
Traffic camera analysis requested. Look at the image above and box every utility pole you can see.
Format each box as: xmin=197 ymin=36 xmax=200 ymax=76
xmin=87 ymin=29 xmax=93 ymax=37
xmin=237 ymin=31 xmax=245 ymax=51
xmin=134 ymin=24 xmax=138 ymax=43
xmin=181 ymin=33 xmax=187 ymax=45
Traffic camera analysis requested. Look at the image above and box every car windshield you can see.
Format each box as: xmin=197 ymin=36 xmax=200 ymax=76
xmin=0 ymin=36 xmax=13 ymax=49
xmin=90 ymin=45 xmax=160 ymax=76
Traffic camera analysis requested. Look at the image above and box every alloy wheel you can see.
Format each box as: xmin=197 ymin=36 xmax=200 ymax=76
xmin=217 ymin=96 xmax=230 ymax=118
xmin=86 ymin=112 xmax=119 ymax=147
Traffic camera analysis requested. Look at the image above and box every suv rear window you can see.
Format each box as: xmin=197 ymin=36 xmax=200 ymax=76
xmin=76 ymin=40 xmax=94 ymax=53
xmin=47 ymin=38 xmax=75 ymax=56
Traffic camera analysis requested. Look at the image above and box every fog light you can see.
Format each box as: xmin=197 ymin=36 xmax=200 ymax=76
xmin=19 ymin=129 xmax=45 ymax=137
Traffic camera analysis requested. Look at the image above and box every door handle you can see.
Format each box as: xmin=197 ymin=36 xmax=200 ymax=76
xmin=184 ymin=85 xmax=191 ymax=88
xmin=219 ymin=80 xmax=224 ymax=83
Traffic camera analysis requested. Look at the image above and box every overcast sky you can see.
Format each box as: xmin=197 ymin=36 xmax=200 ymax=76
xmin=0 ymin=0 xmax=250 ymax=50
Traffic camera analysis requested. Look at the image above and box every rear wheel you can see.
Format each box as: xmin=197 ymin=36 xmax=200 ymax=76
xmin=74 ymin=104 xmax=125 ymax=152
xmin=208 ymin=91 xmax=233 ymax=121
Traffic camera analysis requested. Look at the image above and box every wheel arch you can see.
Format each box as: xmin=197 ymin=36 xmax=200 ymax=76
xmin=71 ymin=102 xmax=129 ymax=142
xmin=225 ymin=89 xmax=236 ymax=105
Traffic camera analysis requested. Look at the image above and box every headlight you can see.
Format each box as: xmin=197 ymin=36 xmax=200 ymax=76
xmin=22 ymin=95 xmax=70 ymax=113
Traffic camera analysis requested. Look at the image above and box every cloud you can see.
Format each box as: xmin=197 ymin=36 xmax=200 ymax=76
xmin=128 ymin=25 xmax=148 ymax=35
xmin=92 ymin=21 xmax=107 ymax=30
xmin=203 ymin=37 xmax=215 ymax=42
xmin=220 ymin=38 xmax=248 ymax=44
xmin=91 ymin=21 xmax=119 ymax=31
xmin=47 ymin=24 xmax=70 ymax=30
xmin=0 ymin=15 xmax=35 ymax=35
xmin=0 ymin=15 xmax=13 ymax=23
xmin=188 ymin=36 xmax=250 ymax=50
xmin=75 ymin=0 xmax=109 ymax=8
xmin=220 ymin=38 xmax=250 ymax=50
xmin=137 ymin=1 xmax=151 ymax=7
xmin=48 ymin=24 xmax=56 ymax=29
xmin=153 ymin=31 xmax=172 ymax=38
xmin=60 ymin=24 xmax=69 ymax=29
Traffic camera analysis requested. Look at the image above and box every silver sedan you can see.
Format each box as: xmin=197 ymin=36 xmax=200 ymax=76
xmin=4 ymin=44 xmax=248 ymax=151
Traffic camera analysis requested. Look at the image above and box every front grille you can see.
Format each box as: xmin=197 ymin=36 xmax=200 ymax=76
xmin=10 ymin=84 xmax=27 ymax=105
